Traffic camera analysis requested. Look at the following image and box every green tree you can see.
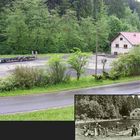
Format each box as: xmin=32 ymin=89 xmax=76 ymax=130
xmin=108 ymin=16 xmax=124 ymax=40
xmin=95 ymin=0 xmax=110 ymax=52
xmin=5 ymin=9 xmax=29 ymax=53
xmin=121 ymin=7 xmax=140 ymax=31
xmin=73 ymin=0 xmax=93 ymax=20
xmin=58 ymin=0 xmax=71 ymax=15
xmin=80 ymin=17 xmax=96 ymax=52
xmin=58 ymin=10 xmax=84 ymax=53
xmin=105 ymin=0 xmax=127 ymax=18
xmin=0 ymin=0 xmax=14 ymax=12
xmin=68 ymin=48 xmax=88 ymax=80
xmin=4 ymin=0 xmax=50 ymax=54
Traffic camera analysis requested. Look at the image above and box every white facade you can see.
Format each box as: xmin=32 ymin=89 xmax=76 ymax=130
xmin=130 ymin=108 xmax=140 ymax=119
xmin=111 ymin=34 xmax=134 ymax=55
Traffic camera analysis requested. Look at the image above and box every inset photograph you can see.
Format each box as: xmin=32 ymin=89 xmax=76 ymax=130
xmin=75 ymin=95 xmax=140 ymax=140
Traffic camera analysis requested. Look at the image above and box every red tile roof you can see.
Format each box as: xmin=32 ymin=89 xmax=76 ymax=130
xmin=120 ymin=32 xmax=140 ymax=45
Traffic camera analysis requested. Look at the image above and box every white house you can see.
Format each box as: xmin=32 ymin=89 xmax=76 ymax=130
xmin=130 ymin=108 xmax=140 ymax=119
xmin=111 ymin=32 xmax=140 ymax=55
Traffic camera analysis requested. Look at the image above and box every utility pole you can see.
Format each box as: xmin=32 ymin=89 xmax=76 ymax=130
xmin=95 ymin=25 xmax=98 ymax=76
xmin=92 ymin=0 xmax=98 ymax=76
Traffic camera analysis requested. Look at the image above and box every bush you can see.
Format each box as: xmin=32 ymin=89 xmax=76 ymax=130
xmin=36 ymin=71 xmax=49 ymax=86
xmin=47 ymin=55 xmax=70 ymax=84
xmin=109 ymin=71 xmax=120 ymax=80
xmin=102 ymin=71 xmax=110 ymax=79
xmin=92 ymin=74 xmax=103 ymax=81
xmin=110 ymin=46 xmax=140 ymax=78
xmin=12 ymin=66 xmax=48 ymax=89
xmin=0 ymin=76 xmax=16 ymax=92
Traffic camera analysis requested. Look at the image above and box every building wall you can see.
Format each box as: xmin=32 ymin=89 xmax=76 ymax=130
xmin=111 ymin=34 xmax=133 ymax=55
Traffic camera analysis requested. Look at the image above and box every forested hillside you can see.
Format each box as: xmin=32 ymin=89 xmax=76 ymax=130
xmin=1 ymin=0 xmax=140 ymax=54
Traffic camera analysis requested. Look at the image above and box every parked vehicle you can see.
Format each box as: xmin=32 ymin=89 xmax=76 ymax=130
xmin=0 ymin=56 xmax=36 ymax=63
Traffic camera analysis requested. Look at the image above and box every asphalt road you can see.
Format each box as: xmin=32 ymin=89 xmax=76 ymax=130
xmin=0 ymin=81 xmax=139 ymax=114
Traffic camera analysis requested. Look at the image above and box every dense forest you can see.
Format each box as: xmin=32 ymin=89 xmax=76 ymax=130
xmin=1 ymin=0 xmax=140 ymax=54
xmin=75 ymin=95 xmax=140 ymax=120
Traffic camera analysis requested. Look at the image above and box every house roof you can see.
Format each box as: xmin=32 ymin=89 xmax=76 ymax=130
xmin=131 ymin=108 xmax=140 ymax=113
xmin=112 ymin=32 xmax=140 ymax=45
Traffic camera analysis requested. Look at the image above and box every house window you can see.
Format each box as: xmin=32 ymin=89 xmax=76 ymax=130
xmin=116 ymin=44 xmax=119 ymax=48
xmin=114 ymin=52 xmax=118 ymax=55
xmin=132 ymin=113 xmax=135 ymax=116
xmin=124 ymin=44 xmax=128 ymax=49
xmin=120 ymin=38 xmax=123 ymax=41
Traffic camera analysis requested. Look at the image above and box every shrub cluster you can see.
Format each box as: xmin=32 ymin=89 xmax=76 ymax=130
xmin=93 ymin=46 xmax=140 ymax=81
xmin=0 ymin=76 xmax=16 ymax=92
xmin=47 ymin=56 xmax=70 ymax=84
xmin=110 ymin=47 xmax=140 ymax=78
xmin=12 ymin=66 xmax=49 ymax=89
xmin=0 ymin=55 xmax=71 ymax=92
xmin=0 ymin=50 xmax=89 ymax=92
xmin=92 ymin=71 xmax=120 ymax=81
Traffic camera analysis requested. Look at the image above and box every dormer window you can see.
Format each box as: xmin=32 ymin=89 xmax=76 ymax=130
xmin=120 ymin=38 xmax=123 ymax=41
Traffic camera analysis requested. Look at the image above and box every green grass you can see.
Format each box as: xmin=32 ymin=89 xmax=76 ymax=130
xmin=0 ymin=106 xmax=74 ymax=121
xmin=0 ymin=76 xmax=140 ymax=97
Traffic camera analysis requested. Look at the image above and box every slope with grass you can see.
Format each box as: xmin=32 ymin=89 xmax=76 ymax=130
xmin=0 ymin=106 xmax=74 ymax=121
xmin=0 ymin=76 xmax=140 ymax=97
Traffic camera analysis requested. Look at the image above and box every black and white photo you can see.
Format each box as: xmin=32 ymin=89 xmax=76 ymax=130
xmin=75 ymin=95 xmax=140 ymax=140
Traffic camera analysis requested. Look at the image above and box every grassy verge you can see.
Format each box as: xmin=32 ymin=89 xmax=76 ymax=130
xmin=0 ymin=53 xmax=65 ymax=59
xmin=0 ymin=106 xmax=74 ymax=121
xmin=0 ymin=76 xmax=140 ymax=97
xmin=0 ymin=53 xmax=92 ymax=59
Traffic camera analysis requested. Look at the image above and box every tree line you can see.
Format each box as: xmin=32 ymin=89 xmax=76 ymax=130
xmin=75 ymin=95 xmax=140 ymax=120
xmin=1 ymin=0 xmax=140 ymax=54
xmin=1 ymin=0 xmax=140 ymax=18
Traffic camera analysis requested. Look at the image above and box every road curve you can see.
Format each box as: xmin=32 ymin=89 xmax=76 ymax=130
xmin=0 ymin=81 xmax=140 ymax=114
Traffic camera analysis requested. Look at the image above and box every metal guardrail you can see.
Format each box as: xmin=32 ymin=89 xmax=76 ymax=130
xmin=0 ymin=56 xmax=36 ymax=63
